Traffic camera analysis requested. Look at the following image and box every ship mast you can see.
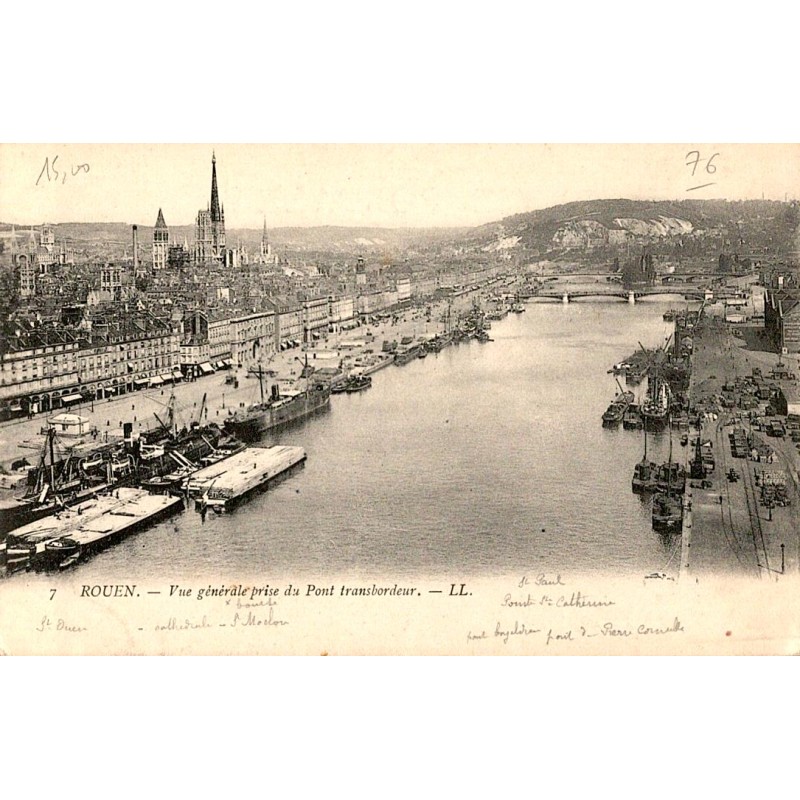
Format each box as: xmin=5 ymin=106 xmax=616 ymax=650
xmin=644 ymin=421 xmax=648 ymax=461
xmin=49 ymin=426 xmax=56 ymax=492
xmin=667 ymin=417 xmax=673 ymax=494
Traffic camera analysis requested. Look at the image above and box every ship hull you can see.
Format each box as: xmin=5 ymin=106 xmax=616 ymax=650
xmin=0 ymin=501 xmax=56 ymax=537
xmin=224 ymin=391 xmax=330 ymax=443
xmin=641 ymin=412 xmax=669 ymax=432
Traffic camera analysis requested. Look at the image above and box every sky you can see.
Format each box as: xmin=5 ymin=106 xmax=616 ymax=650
xmin=1 ymin=143 xmax=798 ymax=231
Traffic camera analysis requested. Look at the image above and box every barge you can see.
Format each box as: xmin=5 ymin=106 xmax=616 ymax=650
xmin=50 ymin=491 xmax=183 ymax=570
xmin=4 ymin=488 xmax=181 ymax=571
xmin=199 ymin=446 xmax=307 ymax=512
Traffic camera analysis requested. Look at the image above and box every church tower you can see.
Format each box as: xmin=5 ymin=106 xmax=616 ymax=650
xmin=260 ymin=216 xmax=272 ymax=261
xmin=153 ymin=208 xmax=169 ymax=270
xmin=356 ymin=256 xmax=367 ymax=286
xmin=194 ymin=152 xmax=227 ymax=263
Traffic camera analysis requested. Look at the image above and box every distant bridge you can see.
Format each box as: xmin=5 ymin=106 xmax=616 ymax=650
xmin=531 ymin=286 xmax=714 ymax=304
xmin=538 ymin=269 xmax=758 ymax=284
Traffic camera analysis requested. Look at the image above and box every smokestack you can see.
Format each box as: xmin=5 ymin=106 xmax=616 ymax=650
xmin=132 ymin=225 xmax=139 ymax=271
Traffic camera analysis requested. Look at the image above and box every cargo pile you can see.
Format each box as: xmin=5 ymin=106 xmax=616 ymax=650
xmin=755 ymin=470 xmax=791 ymax=507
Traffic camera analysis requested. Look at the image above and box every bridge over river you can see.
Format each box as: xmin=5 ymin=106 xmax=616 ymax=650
xmin=529 ymin=285 xmax=721 ymax=304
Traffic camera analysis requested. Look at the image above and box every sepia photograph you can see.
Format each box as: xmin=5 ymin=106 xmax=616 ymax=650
xmin=0 ymin=143 xmax=798 ymax=655
xmin=5 ymin=9 xmax=799 ymax=800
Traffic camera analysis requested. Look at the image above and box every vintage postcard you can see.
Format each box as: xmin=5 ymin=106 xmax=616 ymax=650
xmin=0 ymin=143 xmax=798 ymax=655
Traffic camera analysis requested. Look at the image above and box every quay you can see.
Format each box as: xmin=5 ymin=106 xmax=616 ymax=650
xmin=681 ymin=313 xmax=800 ymax=581
xmin=0 ymin=286 xmax=517 ymax=574
xmin=0 ymin=294 xmax=484 ymax=467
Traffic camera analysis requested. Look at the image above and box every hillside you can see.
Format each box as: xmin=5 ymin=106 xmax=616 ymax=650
xmin=455 ymin=198 xmax=799 ymax=259
xmin=0 ymin=222 xmax=467 ymax=258
xmin=2 ymin=198 xmax=797 ymax=262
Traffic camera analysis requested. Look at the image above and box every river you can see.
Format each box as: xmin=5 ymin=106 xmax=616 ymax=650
xmin=33 ymin=297 xmax=688 ymax=584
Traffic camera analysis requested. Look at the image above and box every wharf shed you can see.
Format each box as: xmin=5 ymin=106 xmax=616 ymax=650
xmin=774 ymin=385 xmax=800 ymax=417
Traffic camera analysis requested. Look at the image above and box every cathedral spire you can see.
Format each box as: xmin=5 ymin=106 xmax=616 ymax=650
xmin=210 ymin=152 xmax=221 ymax=222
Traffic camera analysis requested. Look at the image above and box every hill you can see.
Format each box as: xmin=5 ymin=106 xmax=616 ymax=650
xmin=2 ymin=198 xmax=797 ymax=262
xmin=453 ymin=198 xmax=798 ymax=259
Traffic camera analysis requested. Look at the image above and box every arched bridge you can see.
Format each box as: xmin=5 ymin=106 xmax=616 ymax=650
xmin=531 ymin=286 xmax=714 ymax=304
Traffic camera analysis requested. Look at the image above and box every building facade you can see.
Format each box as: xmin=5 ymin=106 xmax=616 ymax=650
xmin=274 ymin=306 xmax=304 ymax=350
xmin=765 ymin=290 xmax=800 ymax=353
xmin=0 ymin=312 xmax=180 ymax=416
xmin=302 ymin=297 xmax=330 ymax=343
xmin=328 ymin=295 xmax=357 ymax=332
xmin=180 ymin=309 xmax=234 ymax=375
xmin=230 ymin=310 xmax=276 ymax=367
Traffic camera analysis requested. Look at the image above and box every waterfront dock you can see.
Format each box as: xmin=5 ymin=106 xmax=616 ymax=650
xmin=0 ymin=288 xmax=517 ymax=574
xmin=682 ymin=314 xmax=800 ymax=580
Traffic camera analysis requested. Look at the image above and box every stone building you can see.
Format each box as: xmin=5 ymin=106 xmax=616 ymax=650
xmin=194 ymin=153 xmax=226 ymax=264
xmin=764 ymin=290 xmax=800 ymax=353
xmin=152 ymin=208 xmax=169 ymax=270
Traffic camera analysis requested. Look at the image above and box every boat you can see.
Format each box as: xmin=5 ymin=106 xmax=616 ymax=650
xmin=223 ymin=364 xmax=330 ymax=443
xmin=632 ymin=425 xmax=658 ymax=494
xmin=656 ymin=461 xmax=686 ymax=494
xmin=651 ymin=420 xmax=685 ymax=533
xmin=350 ymin=354 xmax=394 ymax=375
xmin=622 ymin=404 xmax=642 ymax=430
xmin=640 ymin=376 xmax=670 ymax=432
xmin=655 ymin=425 xmax=686 ymax=495
xmin=602 ymin=381 xmax=635 ymax=427
xmin=652 ymin=491 xmax=683 ymax=534
xmin=394 ymin=345 xmax=421 ymax=365
xmin=3 ymin=488 xmax=157 ymax=570
xmin=344 ymin=375 xmax=372 ymax=393
xmin=45 ymin=491 xmax=183 ymax=570
xmin=140 ymin=470 xmax=193 ymax=495
xmin=199 ymin=446 xmax=306 ymax=512
xmin=0 ymin=428 xmax=114 ymax=536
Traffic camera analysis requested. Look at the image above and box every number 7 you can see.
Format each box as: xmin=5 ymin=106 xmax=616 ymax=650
xmin=685 ymin=150 xmax=701 ymax=176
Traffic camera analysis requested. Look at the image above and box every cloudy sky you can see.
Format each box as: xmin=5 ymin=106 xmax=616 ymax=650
xmin=1 ymin=143 xmax=797 ymax=230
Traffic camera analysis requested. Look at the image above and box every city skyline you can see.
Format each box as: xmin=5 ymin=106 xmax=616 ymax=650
xmin=2 ymin=144 xmax=798 ymax=231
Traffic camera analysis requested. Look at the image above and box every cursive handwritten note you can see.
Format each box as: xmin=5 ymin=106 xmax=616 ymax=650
xmin=35 ymin=615 xmax=87 ymax=633
xmin=467 ymin=574 xmax=686 ymax=651
xmin=36 ymin=154 xmax=90 ymax=186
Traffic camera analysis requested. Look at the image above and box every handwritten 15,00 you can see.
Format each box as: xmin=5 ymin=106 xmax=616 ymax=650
xmin=36 ymin=155 xmax=90 ymax=186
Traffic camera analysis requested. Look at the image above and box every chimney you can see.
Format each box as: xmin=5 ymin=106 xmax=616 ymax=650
xmin=132 ymin=225 xmax=139 ymax=271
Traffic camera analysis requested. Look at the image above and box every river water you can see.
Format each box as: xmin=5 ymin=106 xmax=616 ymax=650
xmin=37 ymin=298 xmax=686 ymax=584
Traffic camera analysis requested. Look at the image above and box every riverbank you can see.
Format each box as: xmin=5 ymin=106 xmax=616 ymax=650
xmin=684 ymin=316 xmax=800 ymax=581
xmin=0 ymin=288 xmax=502 ymax=468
